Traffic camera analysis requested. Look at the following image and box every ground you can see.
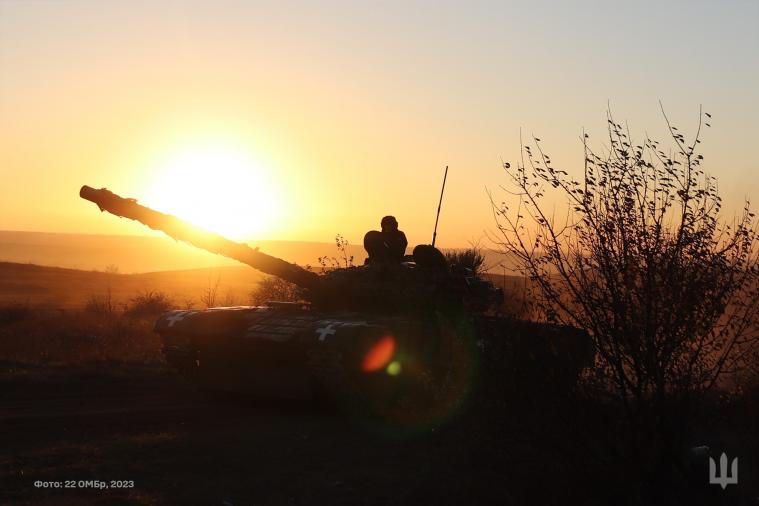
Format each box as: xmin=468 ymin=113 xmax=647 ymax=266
xmin=0 ymin=363 xmax=513 ymax=506
xmin=3 ymin=361 xmax=756 ymax=506
xmin=1 ymin=260 xmax=757 ymax=505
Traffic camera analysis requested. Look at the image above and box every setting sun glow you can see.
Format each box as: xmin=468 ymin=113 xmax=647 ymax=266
xmin=140 ymin=145 xmax=281 ymax=240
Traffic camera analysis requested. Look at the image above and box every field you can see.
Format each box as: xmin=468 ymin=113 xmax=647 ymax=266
xmin=0 ymin=261 xmax=264 ymax=310
xmin=0 ymin=259 xmax=757 ymax=505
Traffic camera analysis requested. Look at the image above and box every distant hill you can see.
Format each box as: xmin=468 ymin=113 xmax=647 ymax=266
xmin=0 ymin=261 xmax=265 ymax=309
xmin=0 ymin=230 xmax=361 ymax=273
xmin=0 ymin=230 xmax=522 ymax=274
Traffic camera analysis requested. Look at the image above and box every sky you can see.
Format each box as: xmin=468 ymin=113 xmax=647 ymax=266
xmin=1 ymin=0 xmax=757 ymax=249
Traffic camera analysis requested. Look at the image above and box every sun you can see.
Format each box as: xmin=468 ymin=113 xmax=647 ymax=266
xmin=141 ymin=144 xmax=282 ymax=240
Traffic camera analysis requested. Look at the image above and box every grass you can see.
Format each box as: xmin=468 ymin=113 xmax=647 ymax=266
xmin=0 ymin=301 xmax=164 ymax=365
xmin=0 ymin=261 xmax=263 ymax=309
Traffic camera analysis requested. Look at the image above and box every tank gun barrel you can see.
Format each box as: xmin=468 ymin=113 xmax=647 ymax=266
xmin=79 ymin=186 xmax=321 ymax=290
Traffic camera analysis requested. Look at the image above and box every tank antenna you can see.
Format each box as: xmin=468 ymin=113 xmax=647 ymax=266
xmin=431 ymin=165 xmax=448 ymax=247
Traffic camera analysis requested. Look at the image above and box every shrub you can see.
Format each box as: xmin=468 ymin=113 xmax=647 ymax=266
xmin=445 ymin=246 xmax=486 ymax=276
xmin=124 ymin=290 xmax=174 ymax=318
xmin=492 ymin=107 xmax=759 ymax=476
xmin=249 ymin=276 xmax=304 ymax=305
xmin=84 ymin=293 xmax=116 ymax=315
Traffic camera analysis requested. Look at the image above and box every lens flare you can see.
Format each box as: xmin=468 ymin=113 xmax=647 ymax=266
xmin=386 ymin=361 xmax=402 ymax=376
xmin=361 ymin=335 xmax=396 ymax=372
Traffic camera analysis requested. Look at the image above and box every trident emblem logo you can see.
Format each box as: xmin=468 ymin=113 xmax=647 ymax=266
xmin=709 ymin=452 xmax=738 ymax=489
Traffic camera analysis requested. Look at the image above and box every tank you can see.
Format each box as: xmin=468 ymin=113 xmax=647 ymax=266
xmin=79 ymin=186 xmax=593 ymax=417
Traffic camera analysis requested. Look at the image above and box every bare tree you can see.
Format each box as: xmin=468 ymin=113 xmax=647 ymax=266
xmin=200 ymin=271 xmax=221 ymax=308
xmin=318 ymin=234 xmax=354 ymax=271
xmin=491 ymin=107 xmax=759 ymax=466
xmin=222 ymin=290 xmax=240 ymax=307
xmin=86 ymin=264 xmax=120 ymax=314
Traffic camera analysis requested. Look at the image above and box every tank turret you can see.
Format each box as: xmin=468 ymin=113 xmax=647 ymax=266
xmin=79 ymin=185 xmax=502 ymax=315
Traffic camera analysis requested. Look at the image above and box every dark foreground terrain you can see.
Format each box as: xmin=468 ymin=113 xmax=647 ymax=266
xmin=0 ymin=362 xmax=526 ymax=506
xmin=0 ymin=303 xmax=756 ymax=505
xmin=1 ymin=361 xmax=758 ymax=506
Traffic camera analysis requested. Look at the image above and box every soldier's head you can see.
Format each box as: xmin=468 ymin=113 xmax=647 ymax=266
xmin=381 ymin=215 xmax=398 ymax=232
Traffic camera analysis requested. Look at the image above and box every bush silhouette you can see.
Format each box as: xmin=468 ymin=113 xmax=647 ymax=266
xmin=492 ymin=106 xmax=759 ymax=478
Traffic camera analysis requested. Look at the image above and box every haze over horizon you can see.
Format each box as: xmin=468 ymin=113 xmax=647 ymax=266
xmin=1 ymin=0 xmax=758 ymax=248
xmin=0 ymin=229 xmax=519 ymax=273
xmin=0 ymin=229 xmax=356 ymax=273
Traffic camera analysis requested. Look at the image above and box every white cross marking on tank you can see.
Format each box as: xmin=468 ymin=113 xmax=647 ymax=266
xmin=166 ymin=311 xmax=194 ymax=327
xmin=316 ymin=324 xmax=336 ymax=341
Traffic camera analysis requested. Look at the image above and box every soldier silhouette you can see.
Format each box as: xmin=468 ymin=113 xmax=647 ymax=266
xmin=364 ymin=215 xmax=408 ymax=263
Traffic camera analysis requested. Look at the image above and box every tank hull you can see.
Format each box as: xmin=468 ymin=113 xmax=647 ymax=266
xmin=156 ymin=304 xmax=595 ymax=417
xmin=155 ymin=304 xmax=456 ymax=402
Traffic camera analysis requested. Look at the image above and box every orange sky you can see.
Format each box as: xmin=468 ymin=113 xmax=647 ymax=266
xmin=1 ymin=1 xmax=757 ymax=249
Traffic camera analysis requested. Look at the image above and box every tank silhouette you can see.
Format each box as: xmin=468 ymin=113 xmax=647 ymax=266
xmin=80 ymin=185 xmax=593 ymax=413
